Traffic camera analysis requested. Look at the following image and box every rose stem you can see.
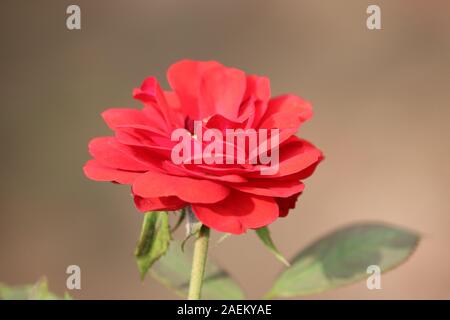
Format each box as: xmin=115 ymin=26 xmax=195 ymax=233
xmin=187 ymin=226 xmax=210 ymax=300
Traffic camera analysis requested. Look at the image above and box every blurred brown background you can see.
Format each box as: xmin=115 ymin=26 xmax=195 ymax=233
xmin=1 ymin=0 xmax=449 ymax=299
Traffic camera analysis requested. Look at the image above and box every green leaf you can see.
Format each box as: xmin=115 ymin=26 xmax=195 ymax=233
xmin=0 ymin=278 xmax=71 ymax=300
xmin=151 ymin=242 xmax=245 ymax=300
xmin=135 ymin=211 xmax=171 ymax=280
xmin=255 ymin=227 xmax=290 ymax=267
xmin=266 ymin=222 xmax=420 ymax=298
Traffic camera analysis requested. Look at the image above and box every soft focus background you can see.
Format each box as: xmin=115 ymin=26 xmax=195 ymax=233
xmin=1 ymin=0 xmax=449 ymax=299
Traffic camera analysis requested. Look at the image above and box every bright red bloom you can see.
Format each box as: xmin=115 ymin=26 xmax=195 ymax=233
xmin=84 ymin=60 xmax=323 ymax=234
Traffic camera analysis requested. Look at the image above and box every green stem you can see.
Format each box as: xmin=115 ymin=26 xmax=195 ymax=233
xmin=187 ymin=226 xmax=210 ymax=300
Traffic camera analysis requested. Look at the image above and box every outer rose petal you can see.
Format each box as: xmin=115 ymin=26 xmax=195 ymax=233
xmin=192 ymin=191 xmax=279 ymax=234
xmin=277 ymin=140 xmax=322 ymax=177
xmin=88 ymin=137 xmax=154 ymax=171
xmin=162 ymin=161 xmax=248 ymax=183
xmin=276 ymin=193 xmax=301 ymax=217
xmin=83 ymin=160 xmax=140 ymax=184
xmin=134 ymin=195 xmax=186 ymax=212
xmin=132 ymin=171 xmax=230 ymax=204
xmin=261 ymin=94 xmax=313 ymax=128
xmin=256 ymin=137 xmax=322 ymax=178
xmin=114 ymin=129 xmax=173 ymax=154
xmin=278 ymin=154 xmax=324 ymax=181
xmin=133 ymin=77 xmax=185 ymax=131
xmin=102 ymin=108 xmax=154 ymax=130
xmin=232 ymin=180 xmax=304 ymax=198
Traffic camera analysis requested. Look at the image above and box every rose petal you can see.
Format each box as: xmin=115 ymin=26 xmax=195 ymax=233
xmin=232 ymin=179 xmax=304 ymax=197
xmin=83 ymin=160 xmax=140 ymax=184
xmin=162 ymin=161 xmax=248 ymax=183
xmin=134 ymin=195 xmax=186 ymax=212
xmin=243 ymin=75 xmax=271 ymax=126
xmin=132 ymin=171 xmax=230 ymax=203
xmin=167 ymin=60 xmax=222 ymax=120
xmin=276 ymin=193 xmax=301 ymax=217
xmin=199 ymin=66 xmax=246 ymax=120
xmin=261 ymin=94 xmax=313 ymax=128
xmin=252 ymin=137 xmax=322 ymax=178
xmin=192 ymin=191 xmax=279 ymax=234
xmin=88 ymin=137 xmax=155 ymax=171
xmin=102 ymin=108 xmax=154 ymax=130
xmin=134 ymin=76 xmax=185 ymax=131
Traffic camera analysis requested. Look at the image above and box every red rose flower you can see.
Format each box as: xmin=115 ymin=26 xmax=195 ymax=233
xmin=83 ymin=60 xmax=323 ymax=234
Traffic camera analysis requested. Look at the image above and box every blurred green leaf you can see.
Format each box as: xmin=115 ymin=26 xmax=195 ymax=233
xmin=0 ymin=278 xmax=71 ymax=300
xmin=135 ymin=211 xmax=171 ymax=280
xmin=255 ymin=227 xmax=290 ymax=267
xmin=266 ymin=222 xmax=420 ymax=298
xmin=151 ymin=242 xmax=245 ymax=300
